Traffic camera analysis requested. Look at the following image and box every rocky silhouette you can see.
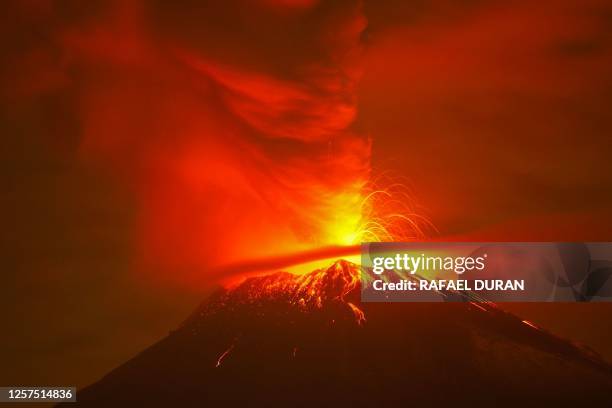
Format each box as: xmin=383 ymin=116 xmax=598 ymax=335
xmin=69 ymin=261 xmax=612 ymax=406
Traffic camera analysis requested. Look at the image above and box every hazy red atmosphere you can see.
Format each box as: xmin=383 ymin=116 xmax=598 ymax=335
xmin=2 ymin=0 xmax=612 ymax=391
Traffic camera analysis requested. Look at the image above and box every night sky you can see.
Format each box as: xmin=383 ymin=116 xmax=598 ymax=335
xmin=2 ymin=0 xmax=612 ymax=388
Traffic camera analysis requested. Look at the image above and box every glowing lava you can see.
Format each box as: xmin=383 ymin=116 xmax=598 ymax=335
xmin=199 ymin=260 xmax=366 ymax=326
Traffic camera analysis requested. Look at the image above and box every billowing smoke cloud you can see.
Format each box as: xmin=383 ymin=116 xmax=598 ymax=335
xmin=2 ymin=0 xmax=370 ymax=283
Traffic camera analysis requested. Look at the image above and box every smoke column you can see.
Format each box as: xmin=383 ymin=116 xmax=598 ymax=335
xmin=3 ymin=0 xmax=371 ymax=283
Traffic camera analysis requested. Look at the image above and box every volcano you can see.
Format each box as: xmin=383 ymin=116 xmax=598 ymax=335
xmin=71 ymin=261 xmax=612 ymax=406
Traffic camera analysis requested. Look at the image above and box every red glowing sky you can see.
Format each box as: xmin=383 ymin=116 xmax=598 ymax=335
xmin=1 ymin=0 xmax=612 ymax=389
xmin=7 ymin=0 xmax=374 ymax=279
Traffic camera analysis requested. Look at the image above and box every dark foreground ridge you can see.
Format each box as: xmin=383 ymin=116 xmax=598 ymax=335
xmin=70 ymin=261 xmax=612 ymax=406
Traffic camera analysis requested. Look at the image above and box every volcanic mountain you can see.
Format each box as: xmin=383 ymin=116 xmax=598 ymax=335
xmin=71 ymin=260 xmax=612 ymax=406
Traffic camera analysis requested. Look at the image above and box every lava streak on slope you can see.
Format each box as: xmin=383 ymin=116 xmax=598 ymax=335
xmin=74 ymin=260 xmax=612 ymax=406
xmin=191 ymin=260 xmax=364 ymax=328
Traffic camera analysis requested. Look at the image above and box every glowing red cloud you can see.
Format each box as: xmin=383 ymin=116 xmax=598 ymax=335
xmin=32 ymin=0 xmax=372 ymax=283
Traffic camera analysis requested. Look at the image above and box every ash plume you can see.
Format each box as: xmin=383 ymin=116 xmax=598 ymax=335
xmin=3 ymin=0 xmax=371 ymax=283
